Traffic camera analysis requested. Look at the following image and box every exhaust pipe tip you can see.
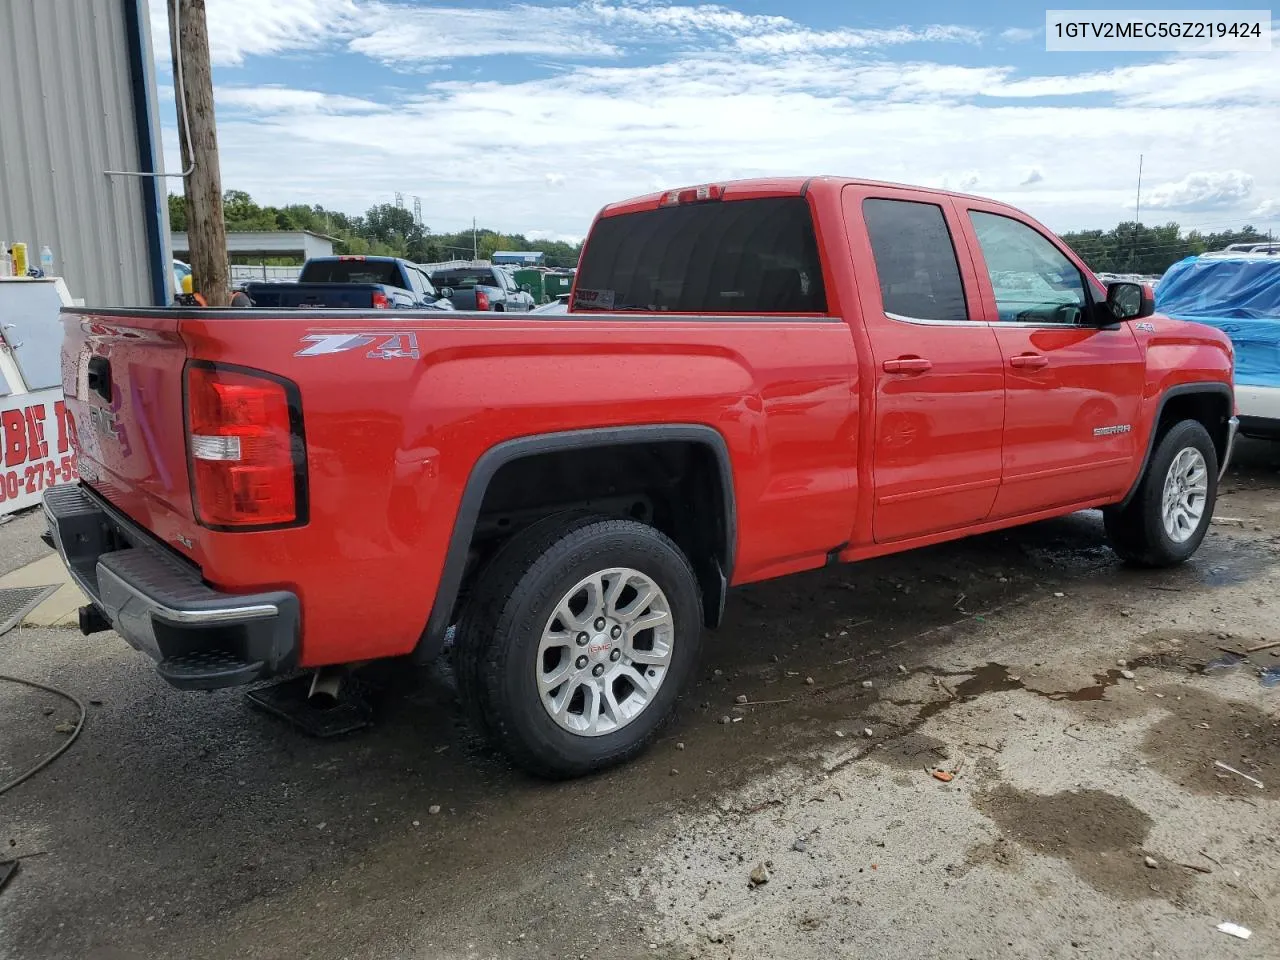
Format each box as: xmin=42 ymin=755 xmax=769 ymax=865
xmin=78 ymin=604 xmax=111 ymax=636
xmin=307 ymin=668 xmax=344 ymax=709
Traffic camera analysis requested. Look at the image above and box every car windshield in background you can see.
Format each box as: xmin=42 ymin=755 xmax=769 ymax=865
xmin=431 ymin=271 xmax=495 ymax=288
xmin=300 ymin=260 xmax=402 ymax=286
xmin=574 ymin=197 xmax=826 ymax=313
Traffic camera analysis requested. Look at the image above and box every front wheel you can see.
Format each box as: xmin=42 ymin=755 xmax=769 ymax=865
xmin=1104 ymin=419 xmax=1218 ymax=567
xmin=454 ymin=516 xmax=703 ymax=778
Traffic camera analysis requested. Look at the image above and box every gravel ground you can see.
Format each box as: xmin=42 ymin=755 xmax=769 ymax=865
xmin=1 ymin=441 xmax=1278 ymax=960
xmin=0 ymin=506 xmax=50 ymax=579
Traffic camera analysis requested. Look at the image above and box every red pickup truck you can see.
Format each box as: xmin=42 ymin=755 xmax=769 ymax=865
xmin=45 ymin=177 xmax=1237 ymax=778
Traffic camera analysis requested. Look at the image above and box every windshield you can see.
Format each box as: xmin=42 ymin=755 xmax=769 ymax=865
xmin=574 ymin=197 xmax=826 ymax=313
xmin=300 ymin=259 xmax=403 ymax=286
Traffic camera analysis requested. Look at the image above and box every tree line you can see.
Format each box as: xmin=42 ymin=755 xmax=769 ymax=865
xmin=168 ymin=191 xmax=583 ymax=269
xmin=170 ymin=191 xmax=1272 ymax=277
xmin=1059 ymin=221 xmax=1271 ymax=275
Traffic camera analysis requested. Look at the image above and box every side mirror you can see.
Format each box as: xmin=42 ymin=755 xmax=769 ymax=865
xmin=1105 ymin=281 xmax=1155 ymax=321
xmin=520 ymin=284 xmax=531 ymax=293
xmin=437 ymin=286 xmax=453 ymax=299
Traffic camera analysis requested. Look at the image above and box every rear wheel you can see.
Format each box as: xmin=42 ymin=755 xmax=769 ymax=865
xmin=454 ymin=515 xmax=702 ymax=778
xmin=1104 ymin=419 xmax=1218 ymax=567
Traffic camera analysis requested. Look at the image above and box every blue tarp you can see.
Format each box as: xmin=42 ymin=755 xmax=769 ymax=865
xmin=1156 ymin=255 xmax=1280 ymax=388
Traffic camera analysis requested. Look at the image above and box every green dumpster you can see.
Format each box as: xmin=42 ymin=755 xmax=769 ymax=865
xmin=544 ymin=272 xmax=574 ymax=300
xmin=513 ymin=269 xmax=545 ymax=304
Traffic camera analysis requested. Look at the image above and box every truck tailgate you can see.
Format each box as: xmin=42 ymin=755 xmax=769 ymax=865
xmin=61 ymin=312 xmax=197 ymax=546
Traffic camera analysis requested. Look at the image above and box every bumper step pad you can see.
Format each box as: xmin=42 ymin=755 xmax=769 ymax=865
xmin=157 ymin=650 xmax=265 ymax=690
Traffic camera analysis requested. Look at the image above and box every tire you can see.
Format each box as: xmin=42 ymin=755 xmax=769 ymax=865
xmin=1103 ymin=419 xmax=1218 ymax=568
xmin=454 ymin=515 xmax=703 ymax=778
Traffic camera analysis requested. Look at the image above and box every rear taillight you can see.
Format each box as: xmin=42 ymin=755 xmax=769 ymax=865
xmin=185 ymin=362 xmax=306 ymax=529
xmin=475 ymin=289 xmax=490 ymax=311
xmin=371 ymin=290 xmax=391 ymax=309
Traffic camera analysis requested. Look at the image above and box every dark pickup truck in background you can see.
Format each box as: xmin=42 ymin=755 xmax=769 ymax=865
xmin=428 ymin=264 xmax=535 ymax=311
xmin=245 ymin=256 xmax=454 ymax=309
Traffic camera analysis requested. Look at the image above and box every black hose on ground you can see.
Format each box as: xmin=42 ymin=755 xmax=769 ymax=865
xmin=0 ymin=674 xmax=85 ymax=796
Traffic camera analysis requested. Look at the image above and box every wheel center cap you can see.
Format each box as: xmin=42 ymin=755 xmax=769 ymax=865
xmin=587 ymin=634 xmax=613 ymax=662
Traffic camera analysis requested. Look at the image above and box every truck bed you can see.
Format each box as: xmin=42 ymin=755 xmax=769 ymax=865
xmin=56 ymin=305 xmax=857 ymax=669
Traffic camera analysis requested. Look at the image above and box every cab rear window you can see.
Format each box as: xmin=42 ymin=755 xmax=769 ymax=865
xmin=299 ymin=260 xmax=401 ymax=286
xmin=574 ymin=197 xmax=826 ymax=313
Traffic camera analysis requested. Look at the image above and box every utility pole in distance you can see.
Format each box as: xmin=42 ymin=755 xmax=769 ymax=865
xmin=169 ymin=0 xmax=229 ymax=305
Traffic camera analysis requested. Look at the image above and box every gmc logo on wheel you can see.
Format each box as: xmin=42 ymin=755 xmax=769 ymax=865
xmin=588 ymin=641 xmax=611 ymax=656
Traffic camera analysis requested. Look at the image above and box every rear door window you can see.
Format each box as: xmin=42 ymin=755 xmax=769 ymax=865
xmin=574 ymin=197 xmax=826 ymax=313
xmin=861 ymin=199 xmax=968 ymax=322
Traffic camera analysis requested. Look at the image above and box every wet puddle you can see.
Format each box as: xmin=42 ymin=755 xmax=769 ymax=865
xmin=916 ymin=662 xmax=1024 ymax=722
xmin=906 ymin=648 xmax=1240 ymax=720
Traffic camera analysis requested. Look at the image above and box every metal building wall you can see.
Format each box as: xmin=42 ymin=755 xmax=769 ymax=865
xmin=0 ymin=0 xmax=170 ymax=306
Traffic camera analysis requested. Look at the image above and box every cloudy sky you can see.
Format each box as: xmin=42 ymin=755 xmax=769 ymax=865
xmin=148 ymin=0 xmax=1280 ymax=242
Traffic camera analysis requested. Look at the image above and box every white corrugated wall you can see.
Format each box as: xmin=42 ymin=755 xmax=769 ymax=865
xmin=0 ymin=0 xmax=169 ymax=305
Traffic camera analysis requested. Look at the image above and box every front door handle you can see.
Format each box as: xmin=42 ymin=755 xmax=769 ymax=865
xmin=1009 ymin=353 xmax=1049 ymax=370
xmin=882 ymin=357 xmax=933 ymax=374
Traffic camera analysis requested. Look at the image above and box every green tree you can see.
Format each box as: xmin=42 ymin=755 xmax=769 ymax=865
xmin=1061 ymin=221 xmax=1269 ymax=275
xmin=166 ymin=190 xmax=586 ymax=267
xmin=168 ymin=193 xmax=187 ymax=231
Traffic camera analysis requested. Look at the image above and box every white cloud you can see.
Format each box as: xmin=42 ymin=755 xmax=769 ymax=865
xmin=1249 ymin=198 xmax=1280 ymax=219
xmin=149 ymin=0 xmax=357 ymax=67
xmin=217 ymin=86 xmax=385 ymax=114
xmin=148 ymin=2 xmax=1280 ymax=237
xmin=348 ymin=3 xmax=618 ymax=64
xmin=1000 ymin=27 xmax=1038 ymax=43
xmin=974 ymin=53 xmax=1278 ymax=106
xmin=341 ymin=2 xmax=983 ymax=65
xmin=1145 ymin=170 xmax=1255 ymax=211
xmin=735 ymin=24 xmax=982 ymax=54
xmin=527 ymin=228 xmax=584 ymax=244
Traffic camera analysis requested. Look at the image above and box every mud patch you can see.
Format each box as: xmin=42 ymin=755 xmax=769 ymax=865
xmin=1140 ymin=685 xmax=1277 ymax=796
xmin=973 ymin=785 xmax=1193 ymax=901
xmin=951 ymin=835 xmax=1023 ymax=878
xmin=869 ymin=730 xmax=950 ymax=770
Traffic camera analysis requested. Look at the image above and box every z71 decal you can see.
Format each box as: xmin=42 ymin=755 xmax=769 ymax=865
xmin=296 ymin=332 xmax=420 ymax=360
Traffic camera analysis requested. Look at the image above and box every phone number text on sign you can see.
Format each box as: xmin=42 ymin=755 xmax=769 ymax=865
xmin=1 ymin=387 xmax=79 ymax=515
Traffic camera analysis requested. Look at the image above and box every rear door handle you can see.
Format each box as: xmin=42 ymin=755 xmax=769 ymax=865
xmin=1009 ymin=353 xmax=1048 ymax=370
xmin=882 ymin=357 xmax=933 ymax=374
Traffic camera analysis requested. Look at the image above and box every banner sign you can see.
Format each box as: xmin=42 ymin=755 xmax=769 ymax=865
xmin=1 ymin=387 xmax=78 ymax=515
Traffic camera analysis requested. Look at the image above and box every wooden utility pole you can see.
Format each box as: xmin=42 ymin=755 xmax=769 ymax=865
xmin=169 ymin=0 xmax=229 ymax=305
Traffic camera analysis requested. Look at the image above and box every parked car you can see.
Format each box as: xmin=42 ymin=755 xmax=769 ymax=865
xmin=172 ymin=259 xmax=191 ymax=297
xmin=427 ymin=265 xmax=535 ymax=312
xmin=1157 ymin=252 xmax=1280 ymax=439
xmin=47 ymin=176 xmax=1236 ymax=780
xmin=245 ymin=255 xmax=453 ymax=309
xmin=1221 ymin=242 xmax=1280 ymax=255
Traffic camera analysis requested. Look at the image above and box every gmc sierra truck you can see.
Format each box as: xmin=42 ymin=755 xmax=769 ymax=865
xmin=45 ymin=177 xmax=1237 ymax=779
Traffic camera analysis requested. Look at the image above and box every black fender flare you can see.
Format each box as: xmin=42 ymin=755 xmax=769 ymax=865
xmin=1115 ymin=382 xmax=1233 ymax=511
xmin=415 ymin=424 xmax=738 ymax=661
